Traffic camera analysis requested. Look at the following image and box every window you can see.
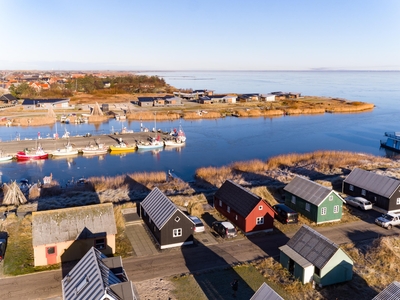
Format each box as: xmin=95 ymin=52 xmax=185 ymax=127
xmin=258 ymin=205 xmax=263 ymax=210
xmin=291 ymin=195 xmax=296 ymax=204
xmin=227 ymin=206 xmax=231 ymax=213
xmin=397 ymin=198 xmax=400 ymax=205
xmin=256 ymin=217 xmax=264 ymax=225
xmin=314 ymin=267 xmax=321 ymax=277
xmin=143 ymin=211 xmax=147 ymax=217
xmin=349 ymin=185 xmax=354 ymax=191
xmin=173 ymin=228 xmax=182 ymax=237
xmin=76 ymin=275 xmax=90 ymax=295
xmin=95 ymin=238 xmax=106 ymax=250
xmin=361 ymin=189 xmax=366 ymax=196
xmin=219 ymin=200 xmax=222 ymax=207
xmin=47 ymin=247 xmax=55 ymax=255
xmin=333 ymin=205 xmax=339 ymax=213
xmin=321 ymin=207 xmax=327 ymax=215
xmin=329 ymin=195 xmax=333 ymax=201
xmin=175 ymin=216 xmax=180 ymax=222
xmin=305 ymin=203 xmax=310 ymax=212
xmin=235 ymin=215 xmax=238 ymax=220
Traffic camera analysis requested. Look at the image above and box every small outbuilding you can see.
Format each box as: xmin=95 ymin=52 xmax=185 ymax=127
xmin=32 ymin=203 xmax=117 ymax=266
xmin=61 ymin=247 xmax=138 ymax=300
xmin=250 ymin=282 xmax=283 ymax=300
xmin=373 ymin=281 xmax=400 ymax=300
xmin=140 ymin=187 xmax=195 ymax=249
xmin=342 ymin=167 xmax=400 ymax=212
xmin=214 ymin=180 xmax=275 ymax=234
xmin=284 ymin=176 xmax=345 ymax=224
xmin=279 ymin=225 xmax=353 ymax=286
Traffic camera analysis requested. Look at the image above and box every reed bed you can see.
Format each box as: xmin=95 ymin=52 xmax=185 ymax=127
xmin=231 ymin=159 xmax=268 ymax=173
xmin=10 ymin=116 xmax=56 ymax=126
xmin=285 ymin=108 xmax=325 ymax=115
xmin=262 ymin=109 xmax=285 ymax=117
xmin=126 ymin=111 xmax=181 ymax=121
xmin=326 ymin=102 xmax=374 ymax=113
xmin=183 ymin=111 xmax=221 ymax=119
xmin=195 ymin=166 xmax=237 ymax=187
xmin=88 ymin=115 xmax=109 ymax=123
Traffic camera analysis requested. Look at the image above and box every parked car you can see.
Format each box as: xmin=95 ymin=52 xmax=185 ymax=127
xmin=0 ymin=238 xmax=7 ymax=262
xmin=211 ymin=221 xmax=237 ymax=238
xmin=375 ymin=212 xmax=400 ymax=229
xmin=345 ymin=196 xmax=373 ymax=210
xmin=189 ymin=216 xmax=205 ymax=233
xmin=273 ymin=204 xmax=299 ymax=224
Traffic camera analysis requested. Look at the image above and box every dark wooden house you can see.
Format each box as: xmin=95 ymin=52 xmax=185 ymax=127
xmin=140 ymin=188 xmax=195 ymax=249
xmin=342 ymin=167 xmax=400 ymax=212
xmin=279 ymin=225 xmax=353 ymax=286
xmin=0 ymin=93 xmax=17 ymax=104
xmin=214 ymin=180 xmax=275 ymax=234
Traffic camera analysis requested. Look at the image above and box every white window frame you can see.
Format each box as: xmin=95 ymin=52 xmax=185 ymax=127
xmin=235 ymin=215 xmax=238 ymax=220
xmin=305 ymin=203 xmax=310 ymax=212
xmin=321 ymin=207 xmax=327 ymax=215
xmin=219 ymin=200 xmax=222 ymax=207
xmin=258 ymin=205 xmax=263 ymax=210
xmin=175 ymin=216 xmax=180 ymax=222
xmin=173 ymin=228 xmax=182 ymax=237
xmin=397 ymin=198 xmax=400 ymax=205
xmin=333 ymin=205 xmax=339 ymax=213
xmin=329 ymin=195 xmax=333 ymax=201
xmin=291 ymin=195 xmax=296 ymax=204
xmin=227 ymin=206 xmax=230 ymax=213
xmin=256 ymin=216 xmax=264 ymax=225
xmin=349 ymin=185 xmax=354 ymax=191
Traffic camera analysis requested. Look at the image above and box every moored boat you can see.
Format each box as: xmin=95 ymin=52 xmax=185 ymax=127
xmin=137 ymin=136 xmax=164 ymax=150
xmin=380 ymin=132 xmax=400 ymax=152
xmin=16 ymin=147 xmax=49 ymax=160
xmin=165 ymin=125 xmax=186 ymax=147
xmin=109 ymin=141 xmax=137 ymax=152
xmin=51 ymin=143 xmax=79 ymax=157
xmin=80 ymin=140 xmax=109 ymax=155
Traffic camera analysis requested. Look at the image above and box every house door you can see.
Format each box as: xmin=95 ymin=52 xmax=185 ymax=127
xmin=46 ymin=246 xmax=57 ymax=265
xmin=288 ymin=259 xmax=295 ymax=274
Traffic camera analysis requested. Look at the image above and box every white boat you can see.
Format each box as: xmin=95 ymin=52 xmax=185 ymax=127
xmin=81 ymin=142 xmax=109 ymax=155
xmin=51 ymin=143 xmax=79 ymax=157
xmin=137 ymin=136 xmax=164 ymax=150
xmin=0 ymin=150 xmax=13 ymax=162
xmin=165 ymin=125 xmax=186 ymax=146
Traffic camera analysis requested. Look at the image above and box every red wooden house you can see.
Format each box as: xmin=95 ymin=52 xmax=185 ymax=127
xmin=214 ymin=180 xmax=275 ymax=235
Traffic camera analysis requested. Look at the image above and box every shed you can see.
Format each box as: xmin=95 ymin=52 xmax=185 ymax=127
xmin=214 ymin=180 xmax=275 ymax=234
xmin=284 ymin=176 xmax=345 ymax=224
xmin=32 ymin=203 xmax=117 ymax=266
xmin=62 ymin=247 xmax=137 ymax=300
xmin=342 ymin=167 xmax=400 ymax=212
xmin=279 ymin=225 xmax=353 ymax=286
xmin=0 ymin=93 xmax=17 ymax=104
xmin=373 ymin=281 xmax=400 ymax=300
xmin=137 ymin=97 xmax=154 ymax=107
xmin=140 ymin=188 xmax=195 ymax=249
xmin=250 ymin=282 xmax=283 ymax=300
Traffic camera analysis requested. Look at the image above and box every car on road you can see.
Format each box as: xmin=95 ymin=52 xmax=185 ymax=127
xmin=345 ymin=196 xmax=373 ymax=210
xmin=189 ymin=216 xmax=205 ymax=233
xmin=375 ymin=212 xmax=400 ymax=229
xmin=273 ymin=204 xmax=299 ymax=224
xmin=0 ymin=238 xmax=7 ymax=262
xmin=211 ymin=221 xmax=237 ymax=238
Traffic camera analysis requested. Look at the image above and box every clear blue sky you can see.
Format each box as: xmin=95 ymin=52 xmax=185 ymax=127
xmin=1 ymin=0 xmax=400 ymax=70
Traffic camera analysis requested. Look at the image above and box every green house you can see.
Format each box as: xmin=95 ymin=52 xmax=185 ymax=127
xmin=284 ymin=176 xmax=345 ymax=224
xmin=279 ymin=225 xmax=353 ymax=286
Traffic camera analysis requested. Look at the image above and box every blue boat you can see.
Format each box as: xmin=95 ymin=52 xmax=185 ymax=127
xmin=381 ymin=132 xmax=400 ymax=152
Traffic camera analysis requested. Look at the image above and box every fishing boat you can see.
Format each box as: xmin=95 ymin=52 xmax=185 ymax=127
xmin=380 ymin=132 xmax=400 ymax=152
xmin=137 ymin=136 xmax=164 ymax=150
xmin=0 ymin=150 xmax=13 ymax=162
xmin=81 ymin=143 xmax=109 ymax=155
xmin=164 ymin=125 xmax=186 ymax=147
xmin=109 ymin=139 xmax=137 ymax=152
xmin=51 ymin=142 xmax=79 ymax=157
xmin=16 ymin=147 xmax=49 ymax=160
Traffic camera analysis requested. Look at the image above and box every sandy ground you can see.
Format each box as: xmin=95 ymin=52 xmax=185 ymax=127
xmin=135 ymin=277 xmax=177 ymax=300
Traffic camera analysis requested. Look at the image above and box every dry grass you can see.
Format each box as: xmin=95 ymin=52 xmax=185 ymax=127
xmin=9 ymin=116 xmax=56 ymax=126
xmin=326 ymin=102 xmax=375 ymax=113
xmin=113 ymin=204 xmax=134 ymax=257
xmin=88 ymin=115 xmax=109 ymax=123
xmin=127 ymin=111 xmax=181 ymax=121
xmin=285 ymin=108 xmax=326 ymax=115
xmin=183 ymin=111 xmax=221 ymax=119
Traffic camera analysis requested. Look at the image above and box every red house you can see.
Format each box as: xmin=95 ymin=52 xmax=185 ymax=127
xmin=214 ymin=180 xmax=275 ymax=235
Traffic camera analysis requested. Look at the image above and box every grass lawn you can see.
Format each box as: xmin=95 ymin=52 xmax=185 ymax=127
xmin=170 ymin=264 xmax=288 ymax=299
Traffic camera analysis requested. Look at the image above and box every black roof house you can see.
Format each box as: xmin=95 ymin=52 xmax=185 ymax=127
xmin=0 ymin=93 xmax=17 ymax=103
xmin=140 ymin=188 xmax=195 ymax=249
xmin=279 ymin=225 xmax=353 ymax=286
xmin=61 ymin=247 xmax=137 ymax=300
xmin=342 ymin=167 xmax=400 ymax=212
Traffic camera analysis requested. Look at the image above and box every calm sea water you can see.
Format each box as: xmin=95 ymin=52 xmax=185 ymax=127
xmin=1 ymin=71 xmax=400 ymax=185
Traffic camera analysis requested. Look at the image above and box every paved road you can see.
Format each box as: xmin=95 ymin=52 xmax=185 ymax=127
xmin=0 ymin=214 xmax=398 ymax=300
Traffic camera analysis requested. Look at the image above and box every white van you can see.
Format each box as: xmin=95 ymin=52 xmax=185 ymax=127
xmin=345 ymin=196 xmax=373 ymax=210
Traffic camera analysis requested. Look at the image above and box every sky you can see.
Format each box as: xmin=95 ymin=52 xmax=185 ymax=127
xmin=1 ymin=0 xmax=400 ymax=71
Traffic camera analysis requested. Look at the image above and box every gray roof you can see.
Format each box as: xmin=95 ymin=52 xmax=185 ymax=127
xmin=344 ymin=168 xmax=400 ymax=198
xmin=214 ymin=180 xmax=264 ymax=217
xmin=373 ymin=281 xmax=400 ymax=300
xmin=284 ymin=225 xmax=342 ymax=269
xmin=250 ymin=282 xmax=284 ymax=300
xmin=284 ymin=176 xmax=332 ymax=206
xmin=62 ymin=247 xmax=136 ymax=300
xmin=141 ymin=187 xmax=192 ymax=230
xmin=32 ymin=203 xmax=117 ymax=247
